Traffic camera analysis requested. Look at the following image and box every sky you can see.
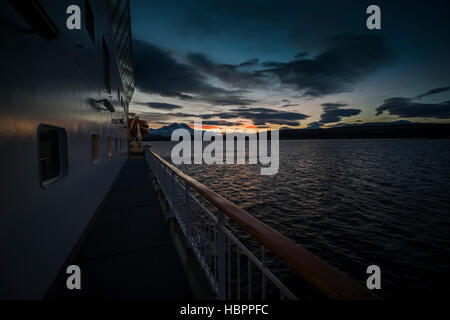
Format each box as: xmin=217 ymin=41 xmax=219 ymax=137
xmin=128 ymin=0 xmax=450 ymax=131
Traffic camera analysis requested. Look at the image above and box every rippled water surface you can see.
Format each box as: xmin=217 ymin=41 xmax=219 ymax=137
xmin=147 ymin=139 xmax=450 ymax=298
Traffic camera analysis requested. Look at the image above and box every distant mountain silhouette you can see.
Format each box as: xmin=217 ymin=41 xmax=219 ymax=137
xmin=143 ymin=122 xmax=450 ymax=141
xmin=280 ymin=122 xmax=450 ymax=139
xmin=145 ymin=123 xmax=194 ymax=141
xmin=313 ymin=120 xmax=415 ymax=129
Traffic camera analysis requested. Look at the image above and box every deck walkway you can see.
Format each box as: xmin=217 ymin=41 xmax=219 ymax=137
xmin=53 ymin=158 xmax=192 ymax=299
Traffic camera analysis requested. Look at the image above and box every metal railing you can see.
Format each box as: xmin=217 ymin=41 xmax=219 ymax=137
xmin=145 ymin=151 xmax=378 ymax=300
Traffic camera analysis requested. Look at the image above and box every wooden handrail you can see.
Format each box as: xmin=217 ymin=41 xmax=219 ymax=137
xmin=151 ymin=151 xmax=379 ymax=300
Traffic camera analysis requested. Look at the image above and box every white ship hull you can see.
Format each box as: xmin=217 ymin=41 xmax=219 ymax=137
xmin=0 ymin=0 xmax=134 ymax=299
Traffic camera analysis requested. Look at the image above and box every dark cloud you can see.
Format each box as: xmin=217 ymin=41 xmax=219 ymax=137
xmin=280 ymin=104 xmax=299 ymax=108
xmin=200 ymin=95 xmax=256 ymax=106
xmin=318 ymin=103 xmax=361 ymax=124
xmin=133 ymin=39 xmax=218 ymax=99
xmin=375 ymin=97 xmax=409 ymax=116
xmin=320 ymin=108 xmax=361 ymax=124
xmin=186 ymin=53 xmax=265 ymax=88
xmin=202 ymin=120 xmax=244 ymax=126
xmin=263 ymin=35 xmax=394 ymax=97
xmin=237 ymin=107 xmax=308 ymax=126
xmin=294 ymin=51 xmax=308 ymax=59
xmin=416 ymin=86 xmax=450 ymax=99
xmin=238 ymin=58 xmax=260 ymax=68
xmin=376 ymin=87 xmax=450 ymax=118
xmin=321 ymin=103 xmax=348 ymax=108
xmin=135 ymin=111 xmax=197 ymax=123
xmin=135 ymin=102 xmax=183 ymax=110
xmin=199 ymin=113 xmax=235 ymax=120
xmin=306 ymin=122 xmax=322 ymax=129
xmin=199 ymin=107 xmax=308 ymax=126
xmin=133 ymin=39 xmax=254 ymax=106
xmin=375 ymin=97 xmax=450 ymax=119
xmin=133 ymin=36 xmax=394 ymax=112
xmin=137 ymin=106 xmax=308 ymax=127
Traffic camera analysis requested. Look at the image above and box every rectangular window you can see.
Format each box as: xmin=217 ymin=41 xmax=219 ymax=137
xmin=102 ymin=37 xmax=111 ymax=93
xmin=85 ymin=0 xmax=95 ymax=43
xmin=39 ymin=125 xmax=68 ymax=185
xmin=91 ymin=134 xmax=100 ymax=164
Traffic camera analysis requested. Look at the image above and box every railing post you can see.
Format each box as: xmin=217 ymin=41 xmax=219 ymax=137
xmin=227 ymin=238 xmax=231 ymax=299
xmin=237 ymin=247 xmax=240 ymax=300
xmin=171 ymin=170 xmax=176 ymax=214
xmin=248 ymin=256 xmax=252 ymax=300
xmin=262 ymin=246 xmax=266 ymax=300
xmin=185 ymin=183 xmax=192 ymax=247
xmin=217 ymin=211 xmax=226 ymax=300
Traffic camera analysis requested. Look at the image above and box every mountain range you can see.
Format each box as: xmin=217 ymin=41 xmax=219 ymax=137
xmin=143 ymin=121 xmax=450 ymax=141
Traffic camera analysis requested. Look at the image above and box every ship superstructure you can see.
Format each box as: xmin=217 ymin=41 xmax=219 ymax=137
xmin=0 ymin=0 xmax=134 ymax=299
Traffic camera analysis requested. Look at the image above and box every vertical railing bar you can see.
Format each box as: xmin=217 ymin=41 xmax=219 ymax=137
xmin=202 ymin=212 xmax=206 ymax=262
xmin=262 ymin=246 xmax=266 ymax=300
xmin=204 ymin=212 xmax=207 ymax=262
xmin=227 ymin=234 xmax=231 ymax=300
xmin=185 ymin=183 xmax=192 ymax=247
xmin=216 ymin=226 xmax=219 ymax=281
xmin=213 ymin=224 xmax=215 ymax=281
xmin=248 ymin=256 xmax=252 ymax=300
xmin=195 ymin=197 xmax=199 ymax=248
xmin=214 ymin=224 xmax=218 ymax=287
xmin=217 ymin=211 xmax=226 ymax=300
xmin=208 ymin=222 xmax=211 ymax=274
xmin=237 ymin=246 xmax=240 ymax=300
xmin=171 ymin=170 xmax=176 ymax=215
xmin=206 ymin=215 xmax=213 ymax=284
xmin=211 ymin=222 xmax=215 ymax=279
xmin=201 ymin=209 xmax=205 ymax=262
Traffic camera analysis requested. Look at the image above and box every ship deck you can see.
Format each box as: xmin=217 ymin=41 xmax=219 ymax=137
xmin=52 ymin=158 xmax=192 ymax=299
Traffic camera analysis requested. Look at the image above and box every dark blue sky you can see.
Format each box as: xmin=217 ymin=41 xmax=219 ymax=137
xmin=129 ymin=0 xmax=450 ymax=130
